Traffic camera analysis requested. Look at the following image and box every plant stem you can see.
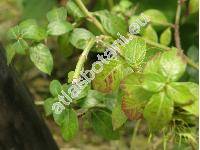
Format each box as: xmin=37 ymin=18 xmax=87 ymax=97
xmin=72 ymin=38 xmax=95 ymax=83
xmin=174 ymin=0 xmax=183 ymax=49
xmin=108 ymin=0 xmax=114 ymax=10
xmin=74 ymin=0 xmax=107 ymax=35
xmin=35 ymin=101 xmax=44 ymax=105
xmin=130 ymin=120 xmax=141 ymax=150
xmin=130 ymin=34 xmax=199 ymax=70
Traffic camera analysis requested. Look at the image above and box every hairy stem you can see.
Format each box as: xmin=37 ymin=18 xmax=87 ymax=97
xmin=74 ymin=0 xmax=107 ymax=34
xmin=174 ymin=0 xmax=183 ymax=49
xmin=72 ymin=38 xmax=95 ymax=83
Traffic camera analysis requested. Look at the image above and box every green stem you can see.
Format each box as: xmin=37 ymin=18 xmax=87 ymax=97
xmin=108 ymin=0 xmax=114 ymax=10
xmin=72 ymin=38 xmax=95 ymax=83
xmin=130 ymin=120 xmax=141 ymax=150
xmin=74 ymin=0 xmax=107 ymax=35
xmin=130 ymin=34 xmax=199 ymax=70
xmin=174 ymin=0 xmax=182 ymax=49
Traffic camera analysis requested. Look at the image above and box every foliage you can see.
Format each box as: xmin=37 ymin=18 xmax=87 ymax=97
xmin=5 ymin=0 xmax=199 ymax=149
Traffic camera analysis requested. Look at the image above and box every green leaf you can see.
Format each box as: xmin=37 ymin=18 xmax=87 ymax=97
xmin=189 ymin=0 xmax=199 ymax=14
xmin=121 ymin=73 xmax=153 ymax=120
xmin=128 ymin=15 xmax=138 ymax=26
xmin=12 ymin=39 xmax=28 ymax=55
xmin=186 ymin=46 xmax=198 ymax=82
xmin=143 ymin=53 xmax=161 ymax=74
xmin=7 ymin=26 xmax=21 ymax=40
xmin=29 ymin=43 xmax=53 ymax=74
xmin=121 ymin=38 xmax=146 ymax=67
xmin=49 ymin=80 xmax=62 ymax=97
xmin=53 ymin=107 xmax=67 ymax=126
xmin=22 ymin=0 xmax=56 ymax=20
xmin=47 ymin=21 xmax=73 ymax=36
xmin=159 ymin=48 xmax=186 ymax=81
xmin=6 ymin=45 xmax=16 ymax=65
xmin=142 ymin=25 xmax=158 ymax=42
xmin=60 ymin=108 xmax=79 ymax=141
xmin=19 ymin=19 xmax=46 ymax=41
xmin=78 ymin=90 xmax=105 ymax=109
xmin=112 ymin=96 xmax=127 ymax=130
xmin=160 ymin=28 xmax=172 ymax=46
xmin=69 ymin=28 xmax=95 ymax=50
xmin=166 ymin=82 xmax=195 ymax=105
xmin=47 ymin=7 xmax=67 ymax=22
xmin=91 ymin=109 xmax=119 ymax=140
xmin=66 ymin=0 xmax=85 ymax=20
xmin=58 ymin=33 xmax=73 ymax=58
xmin=95 ymin=10 xmax=127 ymax=38
xmin=181 ymin=82 xmax=199 ymax=116
xmin=44 ymin=98 xmax=57 ymax=116
xmin=144 ymin=48 xmax=186 ymax=81
xmin=142 ymin=72 xmax=166 ymax=92
xmin=143 ymin=92 xmax=174 ymax=132
xmin=143 ymin=9 xmax=168 ymax=27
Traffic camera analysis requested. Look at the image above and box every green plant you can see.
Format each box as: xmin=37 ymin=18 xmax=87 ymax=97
xmin=6 ymin=0 xmax=198 ymax=149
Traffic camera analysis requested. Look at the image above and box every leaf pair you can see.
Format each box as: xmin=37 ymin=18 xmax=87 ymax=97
xmin=6 ymin=19 xmax=47 ymax=64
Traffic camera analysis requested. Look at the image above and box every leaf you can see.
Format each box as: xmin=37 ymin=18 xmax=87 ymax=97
xmin=47 ymin=7 xmax=67 ymax=22
xmin=91 ymin=109 xmax=119 ymax=140
xmin=95 ymin=10 xmax=127 ymax=38
xmin=60 ymin=108 xmax=79 ymax=141
xmin=78 ymin=90 xmax=105 ymax=109
xmin=112 ymin=96 xmax=127 ymax=130
xmin=92 ymin=59 xmax=128 ymax=93
xmin=159 ymin=48 xmax=186 ymax=81
xmin=186 ymin=46 xmax=198 ymax=82
xmin=44 ymin=98 xmax=57 ymax=116
xmin=142 ymin=25 xmax=158 ymax=42
xmin=49 ymin=80 xmax=62 ymax=97
xmin=58 ymin=33 xmax=73 ymax=58
xmin=19 ymin=19 xmax=46 ymax=41
xmin=6 ymin=45 xmax=16 ymax=65
xmin=144 ymin=48 xmax=186 ymax=81
xmin=166 ymin=82 xmax=195 ymax=105
xmin=143 ymin=53 xmax=161 ymax=74
xmin=53 ymin=107 xmax=67 ymax=126
xmin=121 ymin=38 xmax=146 ymax=67
xmin=66 ymin=0 xmax=85 ymax=20
xmin=189 ymin=0 xmax=199 ymax=14
xmin=143 ymin=92 xmax=174 ymax=132
xmin=181 ymin=82 xmax=199 ymax=116
xmin=160 ymin=27 xmax=172 ymax=46
xmin=29 ymin=43 xmax=53 ymax=74
xmin=69 ymin=28 xmax=95 ymax=50
xmin=7 ymin=26 xmax=21 ymax=40
xmin=143 ymin=9 xmax=168 ymax=27
xmin=47 ymin=21 xmax=73 ymax=36
xmin=12 ymin=39 xmax=28 ymax=55
xmin=142 ymin=72 xmax=166 ymax=92
xmin=120 ymin=73 xmax=153 ymax=120
xmin=22 ymin=0 xmax=56 ymax=20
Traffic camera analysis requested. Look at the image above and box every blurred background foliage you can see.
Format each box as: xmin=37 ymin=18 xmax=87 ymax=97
xmin=0 ymin=0 xmax=198 ymax=149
